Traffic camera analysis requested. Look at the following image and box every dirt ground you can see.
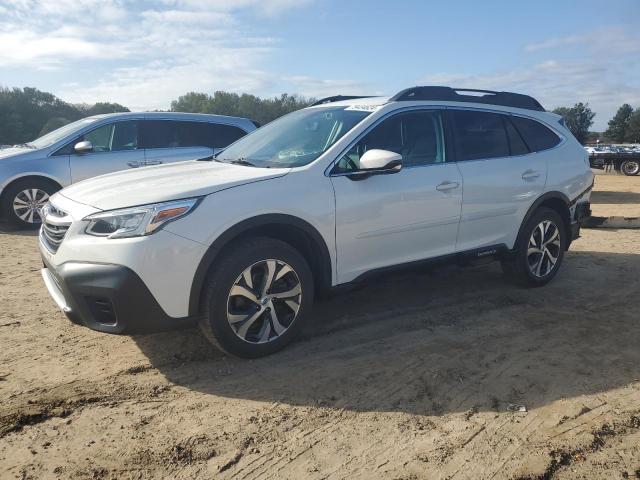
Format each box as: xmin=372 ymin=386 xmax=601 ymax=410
xmin=591 ymin=171 xmax=640 ymax=218
xmin=1 ymin=173 xmax=639 ymax=480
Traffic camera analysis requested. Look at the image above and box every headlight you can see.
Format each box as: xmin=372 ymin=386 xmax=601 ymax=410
xmin=83 ymin=198 xmax=200 ymax=238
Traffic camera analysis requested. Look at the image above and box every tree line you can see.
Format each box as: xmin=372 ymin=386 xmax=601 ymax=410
xmin=0 ymin=87 xmax=129 ymax=145
xmin=1 ymin=85 xmax=638 ymax=146
xmin=169 ymin=91 xmax=314 ymax=126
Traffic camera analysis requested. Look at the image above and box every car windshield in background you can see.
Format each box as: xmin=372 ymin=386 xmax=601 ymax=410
xmin=217 ymin=106 xmax=372 ymax=168
xmin=28 ymin=117 xmax=101 ymax=149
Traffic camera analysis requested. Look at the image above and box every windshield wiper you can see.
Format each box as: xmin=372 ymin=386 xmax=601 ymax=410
xmin=218 ymin=158 xmax=258 ymax=167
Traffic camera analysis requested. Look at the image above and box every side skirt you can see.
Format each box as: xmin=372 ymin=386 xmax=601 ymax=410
xmin=329 ymin=244 xmax=510 ymax=295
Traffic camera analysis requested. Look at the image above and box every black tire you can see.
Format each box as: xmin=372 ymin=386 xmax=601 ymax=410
xmin=2 ymin=178 xmax=60 ymax=229
xmin=501 ymin=207 xmax=566 ymax=287
xmin=198 ymin=237 xmax=314 ymax=358
xmin=620 ymin=159 xmax=640 ymax=176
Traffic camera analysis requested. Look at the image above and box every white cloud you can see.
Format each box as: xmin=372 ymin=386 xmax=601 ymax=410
xmin=0 ymin=0 xmax=327 ymax=108
xmin=0 ymin=29 xmax=127 ymax=68
xmin=161 ymin=0 xmax=313 ymax=16
xmin=525 ymin=27 xmax=640 ymax=55
xmin=422 ymin=28 xmax=640 ymax=131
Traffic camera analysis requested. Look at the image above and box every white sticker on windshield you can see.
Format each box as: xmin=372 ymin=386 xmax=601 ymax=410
xmin=345 ymin=104 xmax=382 ymax=112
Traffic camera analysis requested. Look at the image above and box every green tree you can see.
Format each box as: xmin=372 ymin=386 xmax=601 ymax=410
xmin=170 ymin=91 xmax=314 ymax=125
xmin=604 ymin=104 xmax=633 ymax=142
xmin=0 ymin=86 xmax=131 ymax=145
xmin=0 ymin=86 xmax=80 ymax=144
xmin=625 ymin=109 xmax=640 ymax=143
xmin=79 ymin=102 xmax=130 ymax=116
xmin=552 ymin=102 xmax=595 ymax=144
xmin=170 ymin=92 xmax=214 ymax=113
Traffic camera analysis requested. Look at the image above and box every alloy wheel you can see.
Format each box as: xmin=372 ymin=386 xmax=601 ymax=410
xmin=527 ymin=220 xmax=561 ymax=278
xmin=13 ymin=188 xmax=49 ymax=224
xmin=622 ymin=160 xmax=640 ymax=176
xmin=227 ymin=259 xmax=302 ymax=344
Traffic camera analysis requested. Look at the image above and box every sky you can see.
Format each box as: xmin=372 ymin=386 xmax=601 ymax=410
xmin=0 ymin=0 xmax=639 ymax=130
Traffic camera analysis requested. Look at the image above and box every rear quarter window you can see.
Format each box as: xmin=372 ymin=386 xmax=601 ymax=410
xmin=510 ymin=116 xmax=561 ymax=152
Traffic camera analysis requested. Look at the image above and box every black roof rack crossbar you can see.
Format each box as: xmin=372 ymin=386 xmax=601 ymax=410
xmin=389 ymin=86 xmax=545 ymax=111
xmin=309 ymin=95 xmax=374 ymax=107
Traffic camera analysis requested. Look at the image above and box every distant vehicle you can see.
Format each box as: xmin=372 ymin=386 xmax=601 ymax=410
xmin=589 ymin=151 xmax=640 ymax=176
xmin=39 ymin=86 xmax=593 ymax=358
xmin=0 ymin=112 xmax=257 ymax=227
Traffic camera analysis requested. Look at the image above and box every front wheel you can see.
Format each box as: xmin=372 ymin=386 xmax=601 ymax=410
xmin=620 ymin=159 xmax=640 ymax=176
xmin=199 ymin=237 xmax=314 ymax=358
xmin=501 ymin=207 xmax=566 ymax=287
xmin=2 ymin=178 xmax=59 ymax=229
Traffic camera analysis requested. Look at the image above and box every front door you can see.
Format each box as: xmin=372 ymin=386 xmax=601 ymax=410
xmin=330 ymin=109 xmax=463 ymax=283
xmin=69 ymin=120 xmax=145 ymax=182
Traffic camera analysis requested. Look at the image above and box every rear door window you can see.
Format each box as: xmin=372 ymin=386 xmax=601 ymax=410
xmin=140 ymin=121 xmax=180 ymax=149
xmin=510 ymin=116 xmax=561 ymax=152
xmin=449 ymin=110 xmax=510 ymax=161
xmin=140 ymin=120 xmax=247 ymax=149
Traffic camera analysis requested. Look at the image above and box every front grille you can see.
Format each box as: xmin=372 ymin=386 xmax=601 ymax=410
xmin=40 ymin=203 xmax=71 ymax=253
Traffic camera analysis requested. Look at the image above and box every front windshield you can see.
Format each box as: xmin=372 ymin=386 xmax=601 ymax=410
xmin=218 ymin=106 xmax=372 ymax=168
xmin=28 ymin=117 xmax=101 ymax=149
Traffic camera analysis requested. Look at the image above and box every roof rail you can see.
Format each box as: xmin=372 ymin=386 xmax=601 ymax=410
xmin=309 ymin=95 xmax=374 ymax=107
xmin=389 ymin=86 xmax=545 ymax=112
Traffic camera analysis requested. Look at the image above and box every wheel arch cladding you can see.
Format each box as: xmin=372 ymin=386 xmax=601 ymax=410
xmin=516 ymin=192 xmax=572 ymax=251
xmin=188 ymin=214 xmax=333 ymax=316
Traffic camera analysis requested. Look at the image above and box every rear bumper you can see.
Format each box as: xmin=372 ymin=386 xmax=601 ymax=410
xmin=41 ymin=258 xmax=195 ymax=334
xmin=570 ymin=201 xmax=592 ymax=241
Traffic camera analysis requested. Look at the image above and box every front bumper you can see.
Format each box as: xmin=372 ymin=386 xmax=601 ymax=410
xmin=41 ymin=257 xmax=195 ymax=334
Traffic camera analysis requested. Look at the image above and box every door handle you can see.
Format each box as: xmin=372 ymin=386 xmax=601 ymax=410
xmin=127 ymin=161 xmax=144 ymax=168
xmin=145 ymin=160 xmax=163 ymax=166
xmin=522 ymin=169 xmax=541 ymax=180
xmin=436 ymin=181 xmax=460 ymax=192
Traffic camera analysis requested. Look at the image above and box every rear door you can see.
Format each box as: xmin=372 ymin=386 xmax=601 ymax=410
xmin=141 ymin=120 xmax=213 ymax=165
xmin=68 ymin=120 xmax=145 ymax=182
xmin=450 ymin=109 xmax=548 ymax=252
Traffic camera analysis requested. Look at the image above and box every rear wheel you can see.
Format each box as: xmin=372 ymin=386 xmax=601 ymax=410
xmin=620 ymin=159 xmax=640 ymax=176
xmin=501 ymin=207 xmax=566 ymax=287
xmin=199 ymin=237 xmax=314 ymax=358
xmin=2 ymin=178 xmax=59 ymax=229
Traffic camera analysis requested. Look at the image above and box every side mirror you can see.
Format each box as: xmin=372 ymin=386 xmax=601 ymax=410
xmin=74 ymin=140 xmax=93 ymax=153
xmin=348 ymin=149 xmax=402 ymax=180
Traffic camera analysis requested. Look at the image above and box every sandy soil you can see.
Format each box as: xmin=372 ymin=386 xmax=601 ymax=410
xmin=1 ymin=176 xmax=639 ymax=480
xmin=591 ymin=171 xmax=640 ymax=218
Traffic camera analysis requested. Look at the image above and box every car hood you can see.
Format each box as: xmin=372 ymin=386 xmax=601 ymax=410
xmin=59 ymin=160 xmax=290 ymax=210
xmin=0 ymin=146 xmax=34 ymax=160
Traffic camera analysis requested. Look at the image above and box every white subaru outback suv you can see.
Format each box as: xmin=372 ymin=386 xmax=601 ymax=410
xmin=39 ymin=87 xmax=593 ymax=358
